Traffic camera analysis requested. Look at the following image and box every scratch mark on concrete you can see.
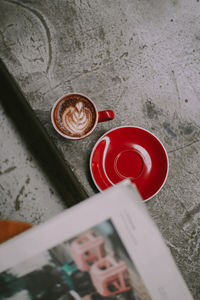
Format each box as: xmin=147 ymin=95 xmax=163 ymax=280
xmin=98 ymin=27 xmax=105 ymax=41
xmin=171 ymin=70 xmax=181 ymax=100
xmin=15 ymin=185 xmax=25 ymax=211
xmin=0 ymin=184 xmax=5 ymax=191
xmin=166 ymin=240 xmax=181 ymax=254
xmin=5 ymin=0 xmax=53 ymax=74
xmin=120 ymin=52 xmax=128 ymax=59
xmin=170 ymin=188 xmax=188 ymax=211
xmin=0 ymin=166 xmax=16 ymax=175
xmin=180 ymin=203 xmax=200 ymax=227
xmin=0 ymin=30 xmax=8 ymax=49
xmin=168 ymin=139 xmax=200 ymax=153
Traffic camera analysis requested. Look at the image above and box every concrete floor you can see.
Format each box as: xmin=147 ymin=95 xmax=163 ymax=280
xmin=0 ymin=103 xmax=66 ymax=223
xmin=0 ymin=0 xmax=200 ymax=298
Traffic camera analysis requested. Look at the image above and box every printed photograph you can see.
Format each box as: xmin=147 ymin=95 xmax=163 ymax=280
xmin=0 ymin=220 xmax=151 ymax=300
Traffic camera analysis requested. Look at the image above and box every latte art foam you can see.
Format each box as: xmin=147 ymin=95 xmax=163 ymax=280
xmin=53 ymin=94 xmax=97 ymax=138
xmin=61 ymin=102 xmax=93 ymax=135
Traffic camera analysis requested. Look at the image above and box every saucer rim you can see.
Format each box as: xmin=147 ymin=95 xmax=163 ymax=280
xmin=90 ymin=125 xmax=169 ymax=202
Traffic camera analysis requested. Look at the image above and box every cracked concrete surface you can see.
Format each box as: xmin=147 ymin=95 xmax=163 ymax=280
xmin=0 ymin=0 xmax=200 ymax=298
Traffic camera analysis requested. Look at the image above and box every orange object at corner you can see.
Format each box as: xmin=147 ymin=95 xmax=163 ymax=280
xmin=0 ymin=220 xmax=32 ymax=244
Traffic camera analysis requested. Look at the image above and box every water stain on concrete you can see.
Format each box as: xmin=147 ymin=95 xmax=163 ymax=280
xmin=74 ymin=40 xmax=81 ymax=51
xmin=49 ymin=187 xmax=54 ymax=195
xmin=111 ymin=76 xmax=121 ymax=83
xmin=163 ymin=122 xmax=177 ymax=137
xmin=143 ymin=100 xmax=160 ymax=120
xmin=178 ymin=123 xmax=195 ymax=136
xmin=25 ymin=176 xmax=30 ymax=184
xmin=195 ymin=34 xmax=200 ymax=41
xmin=171 ymin=0 xmax=178 ymax=6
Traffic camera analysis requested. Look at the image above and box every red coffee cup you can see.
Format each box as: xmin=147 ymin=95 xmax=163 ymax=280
xmin=51 ymin=93 xmax=114 ymax=140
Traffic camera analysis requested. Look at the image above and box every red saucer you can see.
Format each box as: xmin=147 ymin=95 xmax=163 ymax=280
xmin=90 ymin=126 xmax=169 ymax=201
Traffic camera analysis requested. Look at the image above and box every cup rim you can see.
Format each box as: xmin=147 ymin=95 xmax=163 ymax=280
xmin=51 ymin=93 xmax=98 ymax=140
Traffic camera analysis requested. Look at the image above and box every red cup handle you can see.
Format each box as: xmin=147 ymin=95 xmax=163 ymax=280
xmin=98 ymin=110 xmax=115 ymax=123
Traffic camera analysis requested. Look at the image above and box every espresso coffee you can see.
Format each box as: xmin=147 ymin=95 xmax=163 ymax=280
xmin=53 ymin=94 xmax=97 ymax=138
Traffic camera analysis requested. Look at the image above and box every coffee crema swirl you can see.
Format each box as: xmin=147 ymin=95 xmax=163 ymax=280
xmin=61 ymin=102 xmax=93 ymax=135
xmin=53 ymin=95 xmax=96 ymax=138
